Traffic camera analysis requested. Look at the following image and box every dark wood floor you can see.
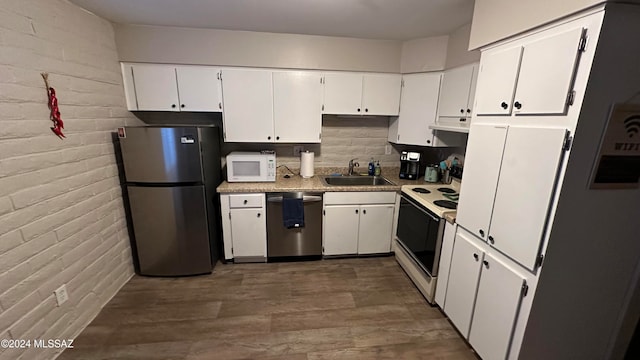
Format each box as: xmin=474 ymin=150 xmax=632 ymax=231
xmin=58 ymin=256 xmax=477 ymax=360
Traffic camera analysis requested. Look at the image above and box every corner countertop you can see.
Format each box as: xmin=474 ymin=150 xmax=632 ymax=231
xmin=216 ymin=167 xmax=431 ymax=193
xmin=443 ymin=211 xmax=457 ymax=224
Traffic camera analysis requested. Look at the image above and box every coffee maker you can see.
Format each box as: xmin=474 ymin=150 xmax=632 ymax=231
xmin=399 ymin=151 xmax=421 ymax=180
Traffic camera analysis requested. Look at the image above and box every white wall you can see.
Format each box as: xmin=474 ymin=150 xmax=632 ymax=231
xmin=469 ymin=0 xmax=605 ymax=49
xmin=115 ymin=24 xmax=403 ymax=72
xmin=445 ymin=23 xmax=481 ymax=69
xmin=400 ymin=36 xmax=449 ymax=73
xmin=0 ymin=1 xmax=141 ymax=359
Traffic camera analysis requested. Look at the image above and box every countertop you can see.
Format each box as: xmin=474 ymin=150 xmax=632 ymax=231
xmin=216 ymin=167 xmax=434 ymax=193
xmin=443 ymin=212 xmax=457 ymax=224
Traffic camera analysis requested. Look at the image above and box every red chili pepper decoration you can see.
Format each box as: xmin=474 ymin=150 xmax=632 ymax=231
xmin=41 ymin=73 xmax=65 ymax=139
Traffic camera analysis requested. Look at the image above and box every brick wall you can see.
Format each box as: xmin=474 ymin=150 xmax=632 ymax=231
xmin=0 ymin=1 xmax=141 ymax=359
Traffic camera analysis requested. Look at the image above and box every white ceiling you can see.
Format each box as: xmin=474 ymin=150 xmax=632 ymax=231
xmin=69 ymin=0 xmax=475 ymax=41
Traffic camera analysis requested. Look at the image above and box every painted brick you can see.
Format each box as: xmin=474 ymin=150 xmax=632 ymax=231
xmin=6 ymin=290 xmax=56 ymax=339
xmin=0 ymin=259 xmax=64 ymax=309
xmin=0 ymin=230 xmax=23 ymax=256
xmin=0 ymin=233 xmax=57 ymax=274
xmin=0 ymin=196 xmax=12 ymax=216
xmin=0 ymin=162 xmax=89 ymax=198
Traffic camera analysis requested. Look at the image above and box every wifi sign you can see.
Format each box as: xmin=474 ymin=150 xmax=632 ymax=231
xmin=624 ymin=115 xmax=640 ymax=138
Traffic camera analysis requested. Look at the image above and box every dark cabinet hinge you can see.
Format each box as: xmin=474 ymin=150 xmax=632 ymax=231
xmin=228 ymin=212 xmax=231 ymax=219
xmin=563 ymin=132 xmax=572 ymax=151
xmin=521 ymin=282 xmax=529 ymax=297
xmin=535 ymin=254 xmax=545 ymax=267
xmin=578 ymin=30 xmax=588 ymax=52
xmin=566 ymin=90 xmax=576 ymax=106
xmin=323 ymin=210 xmax=325 ymax=215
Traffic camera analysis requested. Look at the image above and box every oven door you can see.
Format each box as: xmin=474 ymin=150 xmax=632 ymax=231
xmin=396 ymin=195 xmax=445 ymax=277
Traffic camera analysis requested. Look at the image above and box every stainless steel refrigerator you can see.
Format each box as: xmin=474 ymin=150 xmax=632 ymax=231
xmin=118 ymin=126 xmax=222 ymax=276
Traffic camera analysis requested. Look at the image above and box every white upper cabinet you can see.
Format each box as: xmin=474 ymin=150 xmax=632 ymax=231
xmin=475 ymin=26 xmax=585 ymax=116
xmin=456 ymin=124 xmax=568 ymax=271
xmin=125 ymin=63 xmax=223 ymax=112
xmin=273 ymin=71 xmax=323 ymax=143
xmin=361 ymin=74 xmax=402 ymax=115
xmin=437 ymin=63 xmax=478 ymax=119
xmin=175 ymin=66 xmax=223 ymax=112
xmin=388 ymin=72 xmax=443 ymax=146
xmin=323 ymin=72 xmax=401 ymax=116
xmin=221 ymin=69 xmax=274 ymax=143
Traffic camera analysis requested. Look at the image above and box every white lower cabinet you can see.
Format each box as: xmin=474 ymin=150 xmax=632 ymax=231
xmin=220 ymin=193 xmax=267 ymax=262
xmin=444 ymin=228 xmax=527 ymax=359
xmin=322 ymin=192 xmax=396 ymax=256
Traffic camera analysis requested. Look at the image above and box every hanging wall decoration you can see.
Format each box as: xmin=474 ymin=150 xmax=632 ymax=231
xmin=41 ymin=73 xmax=65 ymax=139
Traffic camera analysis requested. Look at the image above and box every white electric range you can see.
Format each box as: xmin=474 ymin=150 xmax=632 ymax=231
xmin=394 ymin=179 xmax=461 ymax=304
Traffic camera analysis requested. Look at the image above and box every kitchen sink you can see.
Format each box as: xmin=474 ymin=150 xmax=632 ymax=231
xmin=320 ymin=175 xmax=395 ymax=186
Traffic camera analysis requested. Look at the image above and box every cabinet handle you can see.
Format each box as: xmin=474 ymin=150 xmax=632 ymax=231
xmin=357 ymin=108 xmax=361 ymax=112
xmin=171 ymin=104 xmax=176 ymax=108
xmin=460 ymin=108 xmax=464 ymax=114
xmin=466 ymin=109 xmax=471 ymax=113
xmin=488 ymin=236 xmax=495 ymax=244
xmin=257 ymin=213 xmax=261 ymax=218
xmin=479 ymin=229 xmax=485 ymax=237
xmin=267 ymin=136 xmax=271 ymax=140
xmin=218 ymin=102 xmax=222 ymax=109
xmin=426 ymin=140 xmax=431 ymax=144
xmin=243 ymin=200 xmax=248 ymax=204
xmin=363 ymin=209 xmax=366 ymax=215
xmin=473 ymin=253 xmax=479 ymax=261
xmin=500 ymin=102 xmax=508 ymax=109
xmin=181 ymin=104 xmax=185 ymax=108
xmin=514 ymin=101 xmax=522 ymax=110
xmin=365 ymin=108 xmax=368 ymax=113
xmin=355 ymin=209 xmax=359 ymax=214
xmin=483 ymin=260 xmax=489 ymax=268
xmin=276 ymin=136 xmax=280 ymax=140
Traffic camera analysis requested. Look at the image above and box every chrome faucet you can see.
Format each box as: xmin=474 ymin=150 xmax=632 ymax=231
xmin=348 ymin=158 xmax=359 ymax=175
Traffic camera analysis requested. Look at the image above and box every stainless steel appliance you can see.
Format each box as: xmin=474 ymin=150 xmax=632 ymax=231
xmin=399 ymin=151 xmax=421 ymax=180
xmin=118 ymin=126 xmax=222 ymax=276
xmin=226 ymin=151 xmax=276 ymax=182
xmin=394 ymin=183 xmax=460 ymax=303
xmin=266 ymin=192 xmax=323 ymax=259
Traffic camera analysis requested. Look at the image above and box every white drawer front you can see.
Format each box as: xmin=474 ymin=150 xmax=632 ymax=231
xmin=229 ymin=193 xmax=264 ymax=208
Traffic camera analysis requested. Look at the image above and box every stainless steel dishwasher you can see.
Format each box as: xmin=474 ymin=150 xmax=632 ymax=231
xmin=266 ymin=192 xmax=323 ymax=259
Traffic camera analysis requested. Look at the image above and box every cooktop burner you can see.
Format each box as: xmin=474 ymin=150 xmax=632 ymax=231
xmin=437 ymin=187 xmax=456 ymax=194
xmin=433 ymin=200 xmax=458 ymax=209
xmin=412 ymin=188 xmax=430 ymax=194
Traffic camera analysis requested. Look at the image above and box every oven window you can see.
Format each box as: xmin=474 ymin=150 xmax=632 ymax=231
xmin=233 ymin=161 xmax=260 ymax=177
xmin=397 ymin=197 xmax=440 ymax=276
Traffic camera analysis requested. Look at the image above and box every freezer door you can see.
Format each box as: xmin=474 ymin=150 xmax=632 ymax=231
xmin=127 ymin=185 xmax=212 ymax=276
xmin=120 ymin=127 xmax=204 ymax=183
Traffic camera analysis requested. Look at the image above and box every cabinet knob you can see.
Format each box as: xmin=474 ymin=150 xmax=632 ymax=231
xmin=426 ymin=140 xmax=431 ymax=144
xmin=473 ymin=253 xmax=479 ymax=261
xmin=500 ymin=102 xmax=508 ymax=109
xmin=267 ymin=136 xmax=271 ymax=140
xmin=479 ymin=229 xmax=485 ymax=237
xmin=466 ymin=109 xmax=471 ymax=113
xmin=483 ymin=260 xmax=489 ymax=268
xmin=365 ymin=108 xmax=368 ymax=113
xmin=357 ymin=108 xmax=361 ymax=112
xmin=257 ymin=213 xmax=261 ymax=218
xmin=171 ymin=104 xmax=176 ymax=108
xmin=460 ymin=109 xmax=464 ymax=114
xmin=243 ymin=200 xmax=248 ymax=204
xmin=362 ymin=209 xmax=366 ymax=215
xmin=218 ymin=102 xmax=222 ymax=109
xmin=355 ymin=209 xmax=359 ymax=214
xmin=181 ymin=104 xmax=185 ymax=108
xmin=514 ymin=101 xmax=522 ymax=110
xmin=276 ymin=136 xmax=280 ymax=140
xmin=488 ymin=236 xmax=495 ymax=244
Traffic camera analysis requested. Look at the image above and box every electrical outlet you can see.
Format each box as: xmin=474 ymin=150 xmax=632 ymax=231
xmin=293 ymin=146 xmax=304 ymax=156
xmin=385 ymin=145 xmax=392 ymax=155
xmin=54 ymin=284 xmax=69 ymax=306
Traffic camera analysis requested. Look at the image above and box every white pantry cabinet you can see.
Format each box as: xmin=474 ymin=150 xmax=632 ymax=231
xmin=323 ymin=73 xmax=401 ymax=116
xmin=322 ymin=192 xmax=396 ymax=256
xmin=122 ymin=63 xmax=223 ymax=112
xmin=456 ymin=124 xmax=568 ymax=270
xmin=475 ymin=26 xmax=586 ymax=116
xmin=220 ymin=193 xmax=267 ymax=262
xmin=445 ymin=229 xmax=527 ymax=360
xmin=388 ymin=72 xmax=465 ymax=147
xmin=272 ymin=71 xmax=323 ymax=143
xmin=437 ymin=63 xmax=478 ymax=120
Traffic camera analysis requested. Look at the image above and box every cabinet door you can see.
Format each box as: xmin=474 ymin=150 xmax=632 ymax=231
xmin=456 ymin=124 xmax=508 ymax=240
xmin=221 ymin=69 xmax=274 ymax=142
xmin=230 ymin=208 xmax=266 ymax=258
xmin=444 ymin=231 xmax=484 ymax=337
xmin=469 ymin=252 xmax=526 ymax=360
xmin=489 ymin=126 xmax=567 ymax=270
xmin=121 ymin=63 xmax=138 ymax=110
xmin=357 ymin=204 xmax=394 ymax=254
xmin=175 ymin=66 xmax=222 ymax=112
xmin=131 ymin=64 xmax=180 ymax=111
xmin=435 ymin=222 xmax=457 ymax=307
xmin=394 ymin=73 xmax=442 ymax=146
xmin=323 ymin=73 xmax=363 ymax=115
xmin=513 ymin=27 xmax=584 ymax=115
xmin=474 ymin=46 xmax=523 ymax=116
xmin=273 ymin=71 xmax=322 ymax=143
xmin=362 ymin=74 xmax=401 ymax=116
xmin=438 ymin=64 xmax=475 ymax=118
xmin=323 ymin=205 xmax=359 ymax=255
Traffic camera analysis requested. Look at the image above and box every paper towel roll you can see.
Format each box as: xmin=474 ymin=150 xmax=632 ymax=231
xmin=300 ymin=151 xmax=315 ymax=178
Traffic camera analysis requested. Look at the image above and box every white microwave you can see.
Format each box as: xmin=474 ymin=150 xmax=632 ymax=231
xmin=226 ymin=151 xmax=276 ymax=182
